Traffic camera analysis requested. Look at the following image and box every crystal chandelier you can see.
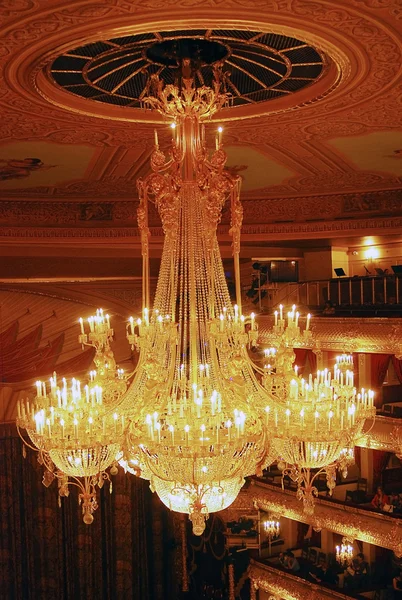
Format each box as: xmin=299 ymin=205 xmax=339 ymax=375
xmin=263 ymin=519 xmax=280 ymax=538
xmin=263 ymin=307 xmax=375 ymax=514
xmin=17 ymin=311 xmax=126 ymax=523
xmin=336 ymin=537 xmax=354 ymax=566
xmin=120 ymin=50 xmax=275 ymax=535
xmin=263 ymin=518 xmax=280 ymax=556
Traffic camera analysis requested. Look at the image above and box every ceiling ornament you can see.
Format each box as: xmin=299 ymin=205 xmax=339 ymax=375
xmin=48 ymin=30 xmax=325 ymax=111
xmin=0 ymin=1 xmax=401 ymax=202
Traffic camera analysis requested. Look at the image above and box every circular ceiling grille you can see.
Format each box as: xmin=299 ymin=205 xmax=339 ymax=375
xmin=50 ymin=30 xmax=326 ymax=109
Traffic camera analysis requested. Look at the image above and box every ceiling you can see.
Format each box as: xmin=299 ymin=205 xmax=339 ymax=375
xmin=0 ymin=1 xmax=401 ymax=257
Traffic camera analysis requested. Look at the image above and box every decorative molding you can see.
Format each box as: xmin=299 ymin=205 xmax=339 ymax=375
xmin=260 ymin=316 xmax=402 ymax=355
xmin=1 ymin=190 xmax=401 ymax=226
xmin=1 ymin=215 xmax=402 ymax=245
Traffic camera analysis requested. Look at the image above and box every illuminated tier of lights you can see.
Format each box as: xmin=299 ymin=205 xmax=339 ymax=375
xmin=120 ymin=65 xmax=275 ymax=535
xmin=16 ymin=312 xmax=126 ymax=523
xmin=263 ymin=309 xmax=375 ymax=514
xmin=336 ymin=537 xmax=354 ymax=566
xmin=17 ymin=375 xmax=124 ymax=476
xmin=263 ymin=520 xmax=280 ymax=538
xmin=79 ymin=308 xmax=127 ymax=404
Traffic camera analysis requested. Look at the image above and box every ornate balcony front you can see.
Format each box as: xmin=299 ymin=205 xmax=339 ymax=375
xmin=259 ymin=316 xmax=402 ymax=356
xmin=223 ymin=480 xmax=402 ymax=557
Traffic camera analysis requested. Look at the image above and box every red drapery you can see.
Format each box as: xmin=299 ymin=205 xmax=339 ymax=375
xmin=391 ymin=355 xmax=402 ymax=384
xmin=0 ymin=321 xmax=19 ymax=349
xmin=5 ymin=333 xmax=65 ymax=383
xmin=0 ymin=325 xmax=43 ymax=381
xmin=372 ymin=449 xmax=390 ymax=489
xmin=371 ymin=354 xmax=392 ymax=408
xmin=55 ymin=347 xmax=96 ymax=378
xmin=354 ymin=446 xmax=361 ymax=472
xmin=0 ymin=424 xmax=175 ymax=600
xmin=292 ymin=348 xmax=308 ymax=372
xmin=307 ymin=350 xmax=317 ymax=374
xmin=292 ymin=349 xmax=318 ymax=375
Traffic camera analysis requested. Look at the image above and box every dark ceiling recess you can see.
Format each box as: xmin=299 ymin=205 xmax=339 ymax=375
xmin=50 ymin=29 xmax=325 ymax=109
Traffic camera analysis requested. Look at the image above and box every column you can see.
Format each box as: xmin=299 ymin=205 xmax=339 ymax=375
xmin=228 ymin=563 xmax=235 ymax=600
xmin=357 ymin=353 xmax=374 ymax=491
xmin=320 ymin=529 xmax=334 ymax=556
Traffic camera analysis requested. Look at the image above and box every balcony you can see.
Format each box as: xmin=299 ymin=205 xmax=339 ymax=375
xmin=224 ymin=478 xmax=402 ymax=556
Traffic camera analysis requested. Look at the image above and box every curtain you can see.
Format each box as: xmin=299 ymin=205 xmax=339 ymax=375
xmin=307 ymin=350 xmax=317 ymax=374
xmin=292 ymin=349 xmax=308 ymax=374
xmin=0 ymin=321 xmax=19 ymax=348
xmin=372 ymin=449 xmax=390 ymax=489
xmin=354 ymin=446 xmax=361 ymax=472
xmin=0 ymin=424 xmax=176 ymax=600
xmin=370 ymin=354 xmax=391 ymax=408
xmin=0 ymin=325 xmax=43 ymax=381
xmin=5 ymin=333 xmax=65 ymax=383
xmin=391 ymin=356 xmax=402 ymax=385
xmin=296 ymin=522 xmax=310 ymax=546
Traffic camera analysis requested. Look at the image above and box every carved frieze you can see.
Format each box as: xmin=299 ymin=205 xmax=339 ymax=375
xmin=0 ymin=209 xmax=402 ymax=244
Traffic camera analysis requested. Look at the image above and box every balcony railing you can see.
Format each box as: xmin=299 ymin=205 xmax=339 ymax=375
xmin=249 ymin=559 xmax=380 ymax=600
xmin=245 ymin=274 xmax=402 ymax=313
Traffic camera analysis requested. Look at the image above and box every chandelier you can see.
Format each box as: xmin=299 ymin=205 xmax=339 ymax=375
xmin=14 ymin=41 xmax=377 ymax=536
xmin=263 ymin=518 xmax=280 ymax=556
xmin=262 ymin=307 xmax=375 ymax=514
xmin=336 ymin=537 xmax=354 ymax=566
xmin=16 ymin=311 xmax=126 ymax=523
xmin=119 ymin=47 xmax=276 ymax=535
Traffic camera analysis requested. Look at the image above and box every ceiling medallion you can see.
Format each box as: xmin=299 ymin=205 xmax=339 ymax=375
xmin=48 ymin=29 xmax=327 ymax=114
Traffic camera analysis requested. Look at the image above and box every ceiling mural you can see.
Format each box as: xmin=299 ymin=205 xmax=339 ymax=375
xmin=224 ymin=146 xmax=295 ymax=191
xmin=327 ymin=132 xmax=402 ymax=178
xmin=0 ymin=142 xmax=97 ymax=189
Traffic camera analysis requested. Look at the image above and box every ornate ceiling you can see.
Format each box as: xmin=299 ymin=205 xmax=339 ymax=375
xmin=0 ymin=0 xmax=401 ymax=244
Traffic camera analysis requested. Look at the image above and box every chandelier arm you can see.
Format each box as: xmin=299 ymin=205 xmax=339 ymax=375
xmin=358 ymin=413 xmax=376 ymax=438
xmin=16 ymin=424 xmax=42 ymax=453
xmin=137 ymin=186 xmax=150 ymax=312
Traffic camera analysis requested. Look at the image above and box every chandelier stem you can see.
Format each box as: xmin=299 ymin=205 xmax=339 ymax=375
xmin=183 ymin=116 xmax=196 ymax=181
xmin=138 ymin=190 xmax=150 ymax=312
xmin=210 ymin=253 xmax=215 ymax=319
xmin=171 ymin=253 xmax=176 ymax=322
xmin=233 ymin=251 xmax=242 ymax=314
xmin=187 ymin=185 xmax=199 ymax=386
